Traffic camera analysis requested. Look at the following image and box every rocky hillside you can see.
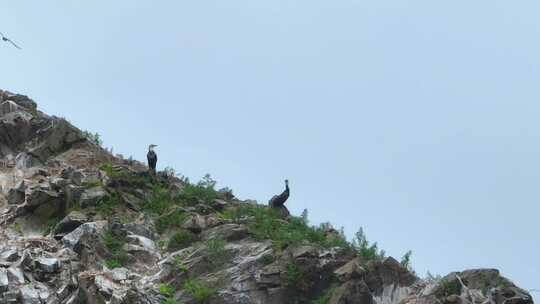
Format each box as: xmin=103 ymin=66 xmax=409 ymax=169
xmin=0 ymin=89 xmax=534 ymax=304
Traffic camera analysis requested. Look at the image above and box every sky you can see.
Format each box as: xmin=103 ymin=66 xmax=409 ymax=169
xmin=1 ymin=1 xmax=539 ymax=292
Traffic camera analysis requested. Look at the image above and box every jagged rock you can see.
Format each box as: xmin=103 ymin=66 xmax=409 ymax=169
xmin=53 ymin=211 xmax=89 ymax=236
xmin=201 ymin=224 xmax=249 ymax=241
xmin=0 ymin=269 xmax=8 ymax=293
xmin=256 ymin=264 xmax=282 ymax=288
xmin=25 ymin=187 xmax=63 ymax=218
xmin=182 ymin=214 xmax=207 ymax=233
xmin=50 ymin=177 xmax=69 ymax=190
xmin=4 ymin=94 xmax=37 ymax=111
xmin=335 ymin=257 xmax=365 ymax=282
xmin=110 ymin=268 xmax=129 ymax=282
xmin=7 ymin=267 xmax=25 ymax=285
xmin=7 ymin=181 xmax=26 ymax=205
xmin=0 ymin=249 xmax=19 ymax=262
xmin=80 ymin=186 xmax=108 ymax=208
xmin=61 ymin=167 xmax=85 ymax=186
xmin=63 ymin=221 xmax=107 ymax=253
xmin=0 ymin=100 xmax=22 ymax=116
xmin=29 ymin=118 xmax=85 ymax=162
xmin=19 ymin=284 xmax=41 ymax=304
xmin=65 ymin=184 xmax=84 ymax=206
xmin=35 ymin=257 xmax=62 ymax=273
xmin=0 ymin=111 xmax=34 ymax=149
xmin=330 ymin=279 xmax=374 ymax=304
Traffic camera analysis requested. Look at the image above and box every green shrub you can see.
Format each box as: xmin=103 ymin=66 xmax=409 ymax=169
xmin=168 ymin=230 xmax=197 ymax=252
xmin=205 ymin=237 xmax=230 ymax=268
xmin=156 ymin=209 xmax=187 ymax=234
xmin=143 ymin=185 xmax=174 ymax=215
xmin=400 ymin=250 xmax=413 ymax=271
xmin=96 ymin=192 xmax=122 ymax=217
xmin=179 ymin=184 xmax=218 ymax=205
xmin=352 ymin=228 xmax=385 ymax=262
xmin=284 ymin=262 xmax=304 ymax=288
xmin=231 ymin=205 xmax=349 ymax=250
xmin=100 ymin=163 xmax=149 ymax=188
xmin=183 ymin=279 xmax=215 ymax=303
xmin=105 ymin=259 xmax=122 ymax=269
xmin=103 ymin=231 xmax=128 ymax=267
xmin=173 ymin=256 xmax=189 ymax=273
xmin=159 ymin=284 xmax=176 ymax=297
xmin=83 ymin=130 xmax=103 ymax=146
xmin=439 ymin=279 xmax=462 ymax=297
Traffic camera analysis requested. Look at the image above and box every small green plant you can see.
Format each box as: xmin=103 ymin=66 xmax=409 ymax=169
xmin=168 ymin=230 xmax=197 ymax=252
xmin=96 ymin=192 xmax=122 ymax=217
xmin=100 ymin=163 xmax=150 ymax=188
xmin=159 ymin=283 xmax=176 ymax=297
xmin=103 ymin=231 xmax=128 ymax=268
xmin=259 ymin=254 xmax=274 ymax=265
xmin=284 ymin=262 xmax=304 ymax=288
xmin=178 ymin=174 xmax=219 ymax=205
xmin=400 ymin=250 xmax=413 ymax=271
xmin=205 ymin=237 xmax=230 ymax=268
xmin=183 ymin=279 xmax=215 ymax=303
xmin=174 ymin=256 xmax=189 ymax=273
xmin=352 ymin=228 xmax=386 ymax=262
xmin=439 ymin=279 xmax=462 ymax=297
xmin=105 ymin=259 xmax=122 ymax=269
xmin=144 ymin=185 xmax=174 ymax=215
xmin=83 ymin=130 xmax=103 ymax=146
xmin=221 ymin=204 xmax=350 ymax=251
xmin=156 ymin=209 xmax=187 ymax=234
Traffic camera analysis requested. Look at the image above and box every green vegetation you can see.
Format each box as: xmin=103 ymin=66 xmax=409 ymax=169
xmin=312 ymin=286 xmax=336 ymax=304
xmin=183 ymin=279 xmax=216 ymax=303
xmin=100 ymin=163 xmax=150 ymax=188
xmin=400 ymin=250 xmax=413 ymax=271
xmin=259 ymin=254 xmax=274 ymax=265
xmin=284 ymin=262 xmax=304 ymax=288
xmin=352 ymin=228 xmax=386 ymax=262
xmin=104 ymin=231 xmax=128 ymax=269
xmin=144 ymin=185 xmax=174 ymax=215
xmin=159 ymin=284 xmax=176 ymax=297
xmin=44 ymin=216 xmax=62 ymax=235
xmin=178 ymin=174 xmax=219 ymax=206
xmin=439 ymin=278 xmax=462 ymax=297
xmin=173 ymin=256 xmax=189 ymax=273
xmin=168 ymin=230 xmax=197 ymax=252
xmin=96 ymin=192 xmax=122 ymax=217
xmin=156 ymin=209 xmax=187 ymax=233
xmin=205 ymin=237 xmax=230 ymax=268
xmin=221 ymin=204 xmax=350 ymax=251
xmin=82 ymin=130 xmax=103 ymax=146
xmin=158 ymin=284 xmax=178 ymax=304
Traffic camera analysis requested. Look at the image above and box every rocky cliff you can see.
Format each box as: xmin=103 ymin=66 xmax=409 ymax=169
xmin=0 ymin=89 xmax=534 ymax=304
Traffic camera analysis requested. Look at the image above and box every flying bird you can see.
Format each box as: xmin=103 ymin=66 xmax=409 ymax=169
xmin=0 ymin=32 xmax=21 ymax=49
xmin=147 ymin=144 xmax=158 ymax=176
xmin=269 ymin=179 xmax=290 ymax=208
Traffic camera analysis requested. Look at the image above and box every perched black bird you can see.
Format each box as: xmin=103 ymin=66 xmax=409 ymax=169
xmin=0 ymin=32 xmax=21 ymax=49
xmin=269 ymin=179 xmax=290 ymax=207
xmin=147 ymin=144 xmax=158 ymax=175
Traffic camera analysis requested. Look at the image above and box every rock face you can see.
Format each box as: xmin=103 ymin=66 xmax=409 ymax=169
xmin=0 ymin=89 xmax=534 ymax=304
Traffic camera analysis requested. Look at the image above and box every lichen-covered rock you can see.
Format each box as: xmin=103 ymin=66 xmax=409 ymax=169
xmin=80 ymin=186 xmax=108 ymax=208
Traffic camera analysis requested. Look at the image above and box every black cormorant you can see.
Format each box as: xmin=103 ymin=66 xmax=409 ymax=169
xmin=269 ymin=179 xmax=290 ymax=207
xmin=147 ymin=144 xmax=158 ymax=175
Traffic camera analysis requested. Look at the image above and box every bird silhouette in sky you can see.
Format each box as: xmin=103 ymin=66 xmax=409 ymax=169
xmin=0 ymin=32 xmax=21 ymax=49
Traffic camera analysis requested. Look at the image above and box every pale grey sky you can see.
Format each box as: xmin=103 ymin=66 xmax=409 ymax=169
xmin=1 ymin=1 xmax=538 ymax=291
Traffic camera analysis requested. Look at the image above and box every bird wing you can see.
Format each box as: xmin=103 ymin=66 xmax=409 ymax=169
xmin=7 ymin=39 xmax=21 ymax=49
